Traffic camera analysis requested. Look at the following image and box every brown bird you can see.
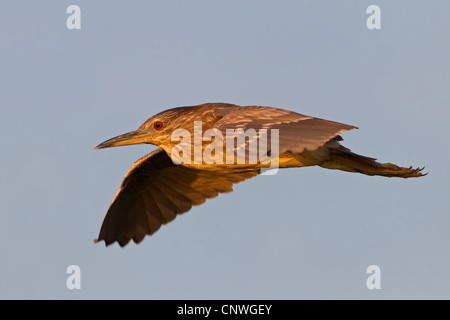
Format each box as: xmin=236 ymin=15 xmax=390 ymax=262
xmin=95 ymin=103 xmax=425 ymax=247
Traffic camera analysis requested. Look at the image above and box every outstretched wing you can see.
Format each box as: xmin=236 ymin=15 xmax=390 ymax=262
xmin=214 ymin=105 xmax=357 ymax=154
xmin=96 ymin=148 xmax=259 ymax=247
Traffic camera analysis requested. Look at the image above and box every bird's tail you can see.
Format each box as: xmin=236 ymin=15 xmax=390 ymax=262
xmin=319 ymin=147 xmax=426 ymax=178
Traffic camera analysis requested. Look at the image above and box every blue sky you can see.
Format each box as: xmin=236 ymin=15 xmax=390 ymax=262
xmin=1 ymin=1 xmax=449 ymax=299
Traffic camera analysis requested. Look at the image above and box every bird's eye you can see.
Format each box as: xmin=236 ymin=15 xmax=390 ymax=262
xmin=153 ymin=121 xmax=163 ymax=130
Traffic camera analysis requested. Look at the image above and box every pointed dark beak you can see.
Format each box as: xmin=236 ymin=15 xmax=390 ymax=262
xmin=95 ymin=130 xmax=150 ymax=149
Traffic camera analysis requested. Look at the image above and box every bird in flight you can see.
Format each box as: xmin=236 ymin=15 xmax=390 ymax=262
xmin=95 ymin=103 xmax=425 ymax=247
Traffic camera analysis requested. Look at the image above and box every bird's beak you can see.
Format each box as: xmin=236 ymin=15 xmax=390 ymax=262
xmin=95 ymin=130 xmax=150 ymax=149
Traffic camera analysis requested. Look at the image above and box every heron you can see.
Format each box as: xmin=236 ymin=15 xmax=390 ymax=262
xmin=95 ymin=103 xmax=425 ymax=247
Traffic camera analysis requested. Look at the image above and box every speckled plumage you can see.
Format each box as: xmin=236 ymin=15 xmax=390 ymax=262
xmin=95 ymin=103 xmax=425 ymax=247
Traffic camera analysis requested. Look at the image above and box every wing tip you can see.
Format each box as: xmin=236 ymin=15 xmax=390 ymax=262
xmin=94 ymin=234 xmax=142 ymax=247
xmin=94 ymin=237 xmax=121 ymax=247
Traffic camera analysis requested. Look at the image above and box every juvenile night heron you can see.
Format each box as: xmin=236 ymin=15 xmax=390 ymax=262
xmin=95 ymin=103 xmax=425 ymax=247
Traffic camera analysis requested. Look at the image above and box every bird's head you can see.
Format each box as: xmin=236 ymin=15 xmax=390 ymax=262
xmin=96 ymin=103 xmax=230 ymax=151
xmin=95 ymin=107 xmax=191 ymax=150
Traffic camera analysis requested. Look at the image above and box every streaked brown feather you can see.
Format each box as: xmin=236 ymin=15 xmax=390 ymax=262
xmin=96 ymin=148 xmax=259 ymax=246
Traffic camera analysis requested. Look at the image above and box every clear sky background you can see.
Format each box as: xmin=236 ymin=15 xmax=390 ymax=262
xmin=1 ymin=1 xmax=449 ymax=299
